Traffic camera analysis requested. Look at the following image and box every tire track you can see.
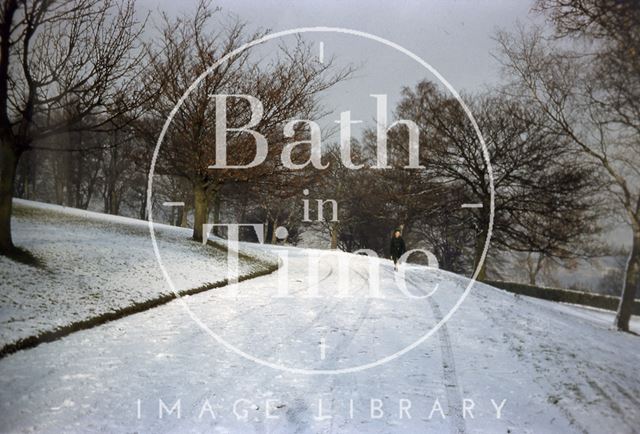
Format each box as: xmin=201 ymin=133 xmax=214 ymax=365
xmin=393 ymin=264 xmax=466 ymax=433
xmin=209 ymin=263 xmax=336 ymax=326
xmin=250 ymin=255 xmax=373 ymax=427
xmin=260 ymin=256 xmax=372 ymax=368
xmin=427 ymin=297 xmax=466 ymax=434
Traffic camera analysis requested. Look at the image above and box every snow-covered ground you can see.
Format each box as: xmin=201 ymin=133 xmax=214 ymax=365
xmin=1 ymin=241 xmax=638 ymax=433
xmin=0 ymin=199 xmax=274 ymax=350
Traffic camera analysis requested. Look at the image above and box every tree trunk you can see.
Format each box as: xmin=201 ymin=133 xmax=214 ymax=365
xmin=330 ymin=222 xmax=339 ymax=250
xmin=170 ymin=206 xmax=176 ymax=227
xmin=212 ymin=193 xmax=221 ymax=236
xmin=474 ymin=228 xmax=488 ymax=281
xmin=0 ymin=139 xmax=19 ymax=254
xmin=615 ymin=231 xmax=640 ymax=331
xmin=271 ymin=218 xmax=278 ymax=244
xmin=180 ymin=203 xmax=189 ymax=228
xmin=16 ymin=151 xmax=34 ymax=199
xmin=64 ymin=151 xmax=75 ymax=207
xmin=192 ymin=183 xmax=208 ymax=242
xmin=174 ymin=206 xmax=183 ymax=227
xmin=527 ymin=252 xmax=543 ymax=285
xmin=139 ymin=184 xmax=148 ymax=220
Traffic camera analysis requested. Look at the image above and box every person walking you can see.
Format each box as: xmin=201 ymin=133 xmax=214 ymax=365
xmin=390 ymin=229 xmax=406 ymax=271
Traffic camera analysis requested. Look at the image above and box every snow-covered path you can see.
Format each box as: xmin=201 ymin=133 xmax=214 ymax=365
xmin=1 ymin=246 xmax=639 ymax=433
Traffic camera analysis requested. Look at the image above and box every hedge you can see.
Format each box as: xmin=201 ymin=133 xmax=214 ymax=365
xmin=484 ymin=280 xmax=640 ymax=315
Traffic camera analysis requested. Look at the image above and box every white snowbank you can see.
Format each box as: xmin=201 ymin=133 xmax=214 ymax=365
xmin=0 ymin=199 xmax=274 ymax=349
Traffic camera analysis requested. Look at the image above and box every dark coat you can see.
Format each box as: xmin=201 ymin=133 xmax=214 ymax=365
xmin=390 ymin=236 xmax=406 ymax=260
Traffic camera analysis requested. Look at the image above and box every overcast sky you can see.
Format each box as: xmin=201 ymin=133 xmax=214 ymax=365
xmin=137 ymin=0 xmax=542 ymax=128
xmin=136 ymin=0 xmax=539 ymax=90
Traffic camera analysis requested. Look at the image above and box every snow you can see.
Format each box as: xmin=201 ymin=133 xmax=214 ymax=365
xmin=0 ymin=199 xmax=274 ymax=350
xmin=1 ymin=236 xmax=639 ymax=433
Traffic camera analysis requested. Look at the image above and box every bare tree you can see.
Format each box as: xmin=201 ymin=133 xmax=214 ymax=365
xmin=0 ymin=0 xmax=146 ymax=256
xmin=101 ymin=126 xmax=141 ymax=215
xmin=497 ymin=0 xmax=640 ymax=330
xmin=384 ymin=81 xmax=601 ymax=280
xmin=145 ymin=1 xmax=352 ymax=242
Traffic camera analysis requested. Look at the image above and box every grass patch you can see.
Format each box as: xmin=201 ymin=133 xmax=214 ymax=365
xmin=0 ymin=260 xmax=279 ymax=359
